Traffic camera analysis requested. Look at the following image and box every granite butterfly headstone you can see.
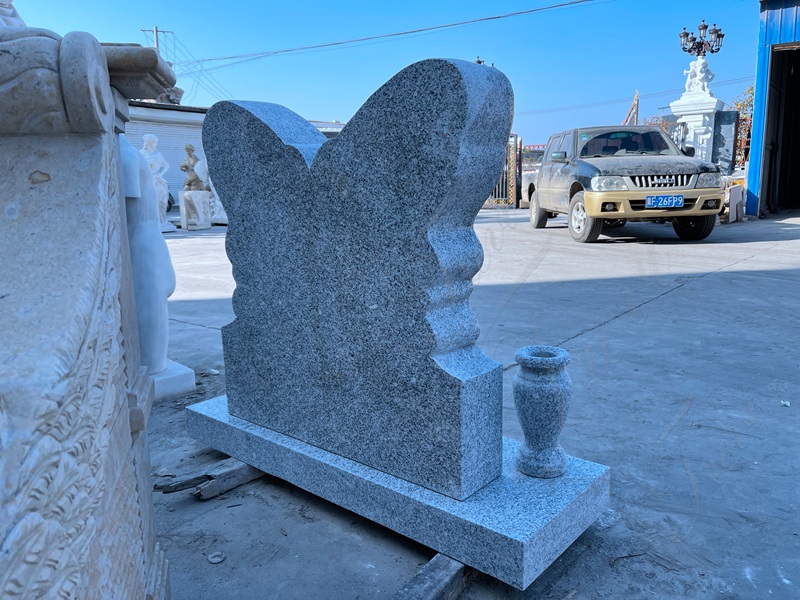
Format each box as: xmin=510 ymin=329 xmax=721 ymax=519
xmin=202 ymin=58 xmax=513 ymax=500
xmin=192 ymin=59 xmax=610 ymax=589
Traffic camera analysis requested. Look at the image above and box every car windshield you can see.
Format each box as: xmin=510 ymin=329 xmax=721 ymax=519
xmin=577 ymin=129 xmax=679 ymax=157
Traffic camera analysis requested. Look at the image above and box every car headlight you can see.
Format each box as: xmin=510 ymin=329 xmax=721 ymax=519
xmin=696 ymin=172 xmax=722 ymax=188
xmin=591 ymin=176 xmax=628 ymax=191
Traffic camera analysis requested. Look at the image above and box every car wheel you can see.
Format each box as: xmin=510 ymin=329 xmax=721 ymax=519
xmin=529 ymin=190 xmax=548 ymax=229
xmin=568 ymin=192 xmax=602 ymax=243
xmin=672 ymin=215 xmax=716 ymax=241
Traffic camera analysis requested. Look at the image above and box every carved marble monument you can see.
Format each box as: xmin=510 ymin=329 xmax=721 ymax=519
xmin=180 ymin=143 xmax=210 ymax=229
xmin=0 ymin=20 xmax=176 ymax=599
xmin=180 ymin=143 xmax=204 ymax=191
xmin=0 ymin=0 xmax=23 ymax=26
xmin=188 ymin=58 xmax=609 ymax=590
xmin=179 ymin=144 xmax=226 ymax=229
xmin=140 ymin=134 xmax=176 ymax=232
xmin=670 ymin=56 xmax=724 ymax=162
xmin=196 ymin=157 xmax=228 ymax=225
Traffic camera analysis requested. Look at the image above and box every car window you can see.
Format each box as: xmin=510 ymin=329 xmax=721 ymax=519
xmin=578 ymin=130 xmax=679 ymax=157
xmin=542 ymin=135 xmax=562 ymax=165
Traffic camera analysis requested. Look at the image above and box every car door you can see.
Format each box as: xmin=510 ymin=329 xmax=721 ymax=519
xmin=536 ymin=134 xmax=561 ymax=209
xmin=551 ymin=131 xmax=575 ymax=211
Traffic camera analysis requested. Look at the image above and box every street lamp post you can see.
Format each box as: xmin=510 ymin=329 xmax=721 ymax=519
xmin=679 ymin=20 xmax=725 ymax=56
xmin=671 ymin=19 xmax=727 ymax=164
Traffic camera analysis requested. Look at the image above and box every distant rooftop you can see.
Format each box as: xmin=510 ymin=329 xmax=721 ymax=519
xmin=128 ymin=101 xmax=346 ymax=137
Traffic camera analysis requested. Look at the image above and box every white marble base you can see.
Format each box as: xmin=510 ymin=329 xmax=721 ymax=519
xmin=151 ymin=358 xmax=195 ymax=399
xmin=181 ymin=190 xmax=214 ymax=230
xmin=670 ymin=92 xmax=724 ymax=162
xmin=160 ymin=219 xmax=177 ymax=233
xmin=669 ymin=91 xmax=724 ymax=115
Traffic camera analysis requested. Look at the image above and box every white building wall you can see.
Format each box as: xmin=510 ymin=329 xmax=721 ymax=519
xmin=124 ymin=103 xmax=345 ymax=203
xmin=125 ymin=104 xmax=207 ymax=202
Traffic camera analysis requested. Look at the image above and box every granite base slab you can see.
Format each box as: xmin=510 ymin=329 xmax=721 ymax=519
xmin=152 ymin=359 xmax=195 ymax=400
xmin=186 ymin=396 xmax=610 ymax=590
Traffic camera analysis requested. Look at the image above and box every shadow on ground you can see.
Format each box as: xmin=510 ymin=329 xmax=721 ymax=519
xmin=159 ymin=255 xmax=800 ymax=598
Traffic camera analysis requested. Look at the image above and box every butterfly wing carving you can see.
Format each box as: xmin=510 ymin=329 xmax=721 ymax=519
xmin=204 ymin=59 xmax=513 ymax=500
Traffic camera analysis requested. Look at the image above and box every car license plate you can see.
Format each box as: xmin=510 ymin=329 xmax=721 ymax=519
xmin=646 ymin=194 xmax=684 ymax=208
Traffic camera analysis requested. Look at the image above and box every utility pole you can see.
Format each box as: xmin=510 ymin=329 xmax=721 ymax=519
xmin=141 ymin=26 xmax=173 ymax=55
xmin=622 ymin=90 xmax=639 ymax=126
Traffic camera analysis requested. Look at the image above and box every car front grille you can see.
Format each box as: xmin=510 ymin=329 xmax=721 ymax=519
xmin=629 ymin=174 xmax=693 ymax=188
xmin=629 ymin=198 xmax=698 ymax=211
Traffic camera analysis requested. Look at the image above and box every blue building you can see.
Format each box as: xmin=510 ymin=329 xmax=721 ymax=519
xmin=747 ymin=1 xmax=800 ymax=215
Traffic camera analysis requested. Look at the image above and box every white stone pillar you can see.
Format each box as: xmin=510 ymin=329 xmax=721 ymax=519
xmin=670 ymin=94 xmax=724 ymax=162
xmin=670 ymin=57 xmax=724 ymax=162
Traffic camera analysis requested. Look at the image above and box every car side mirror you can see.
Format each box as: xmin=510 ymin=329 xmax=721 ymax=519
xmin=551 ymin=151 xmax=567 ymax=163
xmin=681 ymin=146 xmax=696 ymax=157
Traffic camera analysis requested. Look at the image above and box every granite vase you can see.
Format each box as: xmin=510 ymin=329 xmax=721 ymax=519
xmin=513 ymin=345 xmax=570 ymax=478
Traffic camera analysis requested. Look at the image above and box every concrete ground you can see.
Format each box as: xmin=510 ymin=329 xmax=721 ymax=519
xmin=151 ymin=210 xmax=800 ymax=599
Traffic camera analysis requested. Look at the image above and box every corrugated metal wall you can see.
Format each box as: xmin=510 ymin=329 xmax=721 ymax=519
xmin=763 ymin=0 xmax=800 ymax=44
xmin=124 ymin=120 xmax=205 ymax=202
xmin=747 ymin=0 xmax=800 ymax=214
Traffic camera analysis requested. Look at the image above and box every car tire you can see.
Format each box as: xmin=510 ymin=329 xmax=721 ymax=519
xmin=530 ymin=190 xmax=548 ymax=229
xmin=568 ymin=192 xmax=602 ymax=243
xmin=672 ymin=215 xmax=716 ymax=241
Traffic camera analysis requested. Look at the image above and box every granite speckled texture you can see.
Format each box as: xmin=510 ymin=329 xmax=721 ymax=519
xmin=201 ymin=59 xmax=513 ymax=500
xmin=513 ymin=346 xmax=570 ymax=478
xmin=187 ymin=396 xmax=610 ymax=590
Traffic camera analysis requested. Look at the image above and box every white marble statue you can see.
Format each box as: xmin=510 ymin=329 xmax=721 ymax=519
xmin=683 ymin=60 xmax=697 ymax=93
xmin=122 ymin=135 xmax=177 ymax=374
xmin=194 ymin=157 xmax=211 ymax=191
xmin=180 ymin=143 xmax=205 ymax=191
xmin=684 ymin=56 xmax=715 ymax=95
xmin=178 ymin=143 xmax=223 ymax=229
xmin=140 ymin=133 xmax=176 ymax=232
xmin=0 ymin=0 xmax=24 ymax=27
xmin=672 ymin=54 xmax=723 ymax=162
xmin=195 ymin=157 xmax=228 ymax=225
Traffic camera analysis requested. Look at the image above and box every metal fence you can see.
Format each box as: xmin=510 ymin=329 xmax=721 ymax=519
xmin=487 ymin=134 xmax=522 ymax=207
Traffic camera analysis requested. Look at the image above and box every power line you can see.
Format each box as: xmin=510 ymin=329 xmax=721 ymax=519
xmin=182 ymin=24 xmax=469 ymax=77
xmin=175 ymin=0 xmax=613 ymax=68
xmin=516 ymin=76 xmax=754 ymax=116
xmin=142 ymin=27 xmax=234 ymax=103
xmin=172 ymin=36 xmax=235 ymax=100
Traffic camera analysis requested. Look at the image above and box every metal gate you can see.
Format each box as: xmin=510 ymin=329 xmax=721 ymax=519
xmin=487 ymin=134 xmax=522 ymax=207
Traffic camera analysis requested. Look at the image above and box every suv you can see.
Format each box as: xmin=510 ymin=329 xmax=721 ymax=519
xmin=523 ymin=126 xmax=725 ymax=242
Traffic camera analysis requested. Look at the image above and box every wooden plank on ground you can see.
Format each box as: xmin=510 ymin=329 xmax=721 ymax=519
xmin=193 ymin=459 xmax=264 ymax=499
xmin=153 ymin=457 xmax=264 ymax=497
xmin=393 ymin=553 xmax=472 ymax=600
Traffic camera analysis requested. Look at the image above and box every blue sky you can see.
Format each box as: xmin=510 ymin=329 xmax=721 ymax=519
xmin=22 ymin=0 xmax=758 ymax=143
